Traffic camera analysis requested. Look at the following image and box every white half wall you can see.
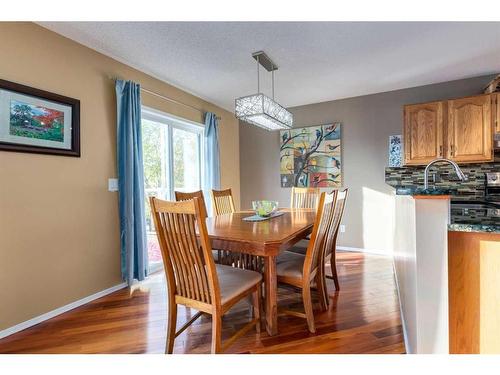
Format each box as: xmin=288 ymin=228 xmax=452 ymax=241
xmin=393 ymin=195 xmax=450 ymax=354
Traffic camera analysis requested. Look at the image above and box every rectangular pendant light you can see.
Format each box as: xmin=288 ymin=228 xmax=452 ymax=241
xmin=235 ymin=51 xmax=293 ymax=131
xmin=235 ymin=93 xmax=293 ymax=131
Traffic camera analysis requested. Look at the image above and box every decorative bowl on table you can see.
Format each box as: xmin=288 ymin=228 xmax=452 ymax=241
xmin=252 ymin=200 xmax=279 ymax=217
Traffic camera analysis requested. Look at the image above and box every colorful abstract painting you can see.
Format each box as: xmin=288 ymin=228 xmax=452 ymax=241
xmin=9 ymin=100 xmax=65 ymax=142
xmin=388 ymin=135 xmax=402 ymax=167
xmin=280 ymin=123 xmax=342 ymax=188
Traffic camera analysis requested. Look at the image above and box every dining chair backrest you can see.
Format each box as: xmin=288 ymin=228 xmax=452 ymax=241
xmin=303 ymin=190 xmax=338 ymax=280
xmin=325 ymin=188 xmax=349 ymax=257
xmin=175 ymin=190 xmax=208 ymax=219
xmin=211 ymin=188 xmax=236 ymax=215
xmin=150 ymin=196 xmax=220 ymax=307
xmin=290 ymin=187 xmax=320 ymax=209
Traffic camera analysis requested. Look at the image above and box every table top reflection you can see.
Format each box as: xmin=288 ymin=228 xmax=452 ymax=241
xmin=205 ymin=208 xmax=316 ymax=246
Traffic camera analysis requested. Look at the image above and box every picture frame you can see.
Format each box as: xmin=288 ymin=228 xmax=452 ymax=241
xmin=388 ymin=135 xmax=402 ymax=167
xmin=0 ymin=79 xmax=80 ymax=157
xmin=280 ymin=123 xmax=342 ymax=188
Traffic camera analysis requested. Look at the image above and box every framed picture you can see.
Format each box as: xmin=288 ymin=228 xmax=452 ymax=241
xmin=0 ymin=79 xmax=80 ymax=157
xmin=389 ymin=135 xmax=402 ymax=167
xmin=280 ymin=123 xmax=342 ymax=188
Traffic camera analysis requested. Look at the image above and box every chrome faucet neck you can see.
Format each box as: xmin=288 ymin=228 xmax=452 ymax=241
xmin=423 ymin=158 xmax=467 ymax=190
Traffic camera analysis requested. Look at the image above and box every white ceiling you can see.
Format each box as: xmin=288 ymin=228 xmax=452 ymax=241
xmin=40 ymin=22 xmax=500 ymax=112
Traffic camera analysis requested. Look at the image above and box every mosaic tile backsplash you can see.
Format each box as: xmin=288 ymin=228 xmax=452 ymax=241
xmin=385 ymin=162 xmax=500 ymax=201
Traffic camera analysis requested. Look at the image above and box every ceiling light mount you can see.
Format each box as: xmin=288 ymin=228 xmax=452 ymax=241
xmin=252 ymin=51 xmax=278 ymax=72
xmin=235 ymin=51 xmax=293 ymax=131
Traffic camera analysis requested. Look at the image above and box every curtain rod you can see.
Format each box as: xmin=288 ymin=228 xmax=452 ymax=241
xmin=109 ymin=76 xmax=221 ymax=120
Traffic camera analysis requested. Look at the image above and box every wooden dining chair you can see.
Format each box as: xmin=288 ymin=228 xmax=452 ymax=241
xmin=175 ymin=190 xmax=208 ymax=219
xmin=211 ymin=188 xmax=236 ymax=215
xmin=210 ymin=188 xmax=263 ymax=271
xmin=150 ymin=196 xmax=262 ymax=354
xmin=324 ymin=188 xmax=348 ymax=291
xmin=290 ymin=187 xmax=321 ymax=209
xmin=289 ymin=187 xmax=321 ymax=249
xmin=175 ymin=190 xmax=219 ymax=262
xmin=276 ymin=191 xmax=338 ymax=333
xmin=280 ymin=188 xmax=348 ymax=296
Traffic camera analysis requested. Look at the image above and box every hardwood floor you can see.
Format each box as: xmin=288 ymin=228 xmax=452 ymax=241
xmin=0 ymin=251 xmax=405 ymax=354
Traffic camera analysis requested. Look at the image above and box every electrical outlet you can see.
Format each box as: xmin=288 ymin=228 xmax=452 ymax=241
xmin=108 ymin=178 xmax=119 ymax=192
xmin=340 ymin=225 xmax=346 ymax=233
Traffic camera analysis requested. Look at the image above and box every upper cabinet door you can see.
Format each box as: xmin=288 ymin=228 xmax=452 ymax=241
xmin=447 ymin=94 xmax=493 ymax=163
xmin=404 ymin=101 xmax=444 ymax=165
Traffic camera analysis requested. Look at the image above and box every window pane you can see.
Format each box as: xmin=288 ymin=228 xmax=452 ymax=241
xmin=173 ymin=127 xmax=200 ymax=192
xmin=141 ymin=111 xmax=203 ymax=271
xmin=142 ymin=118 xmax=168 ymax=266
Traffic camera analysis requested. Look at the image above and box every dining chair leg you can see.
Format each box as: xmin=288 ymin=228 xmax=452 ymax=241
xmin=302 ymin=286 xmax=316 ymax=333
xmin=316 ymin=272 xmax=328 ymax=311
xmin=211 ymin=314 xmax=222 ymax=354
xmin=165 ymin=300 xmax=177 ymax=354
xmin=252 ymin=285 xmax=262 ymax=333
xmin=330 ymin=254 xmax=340 ymax=291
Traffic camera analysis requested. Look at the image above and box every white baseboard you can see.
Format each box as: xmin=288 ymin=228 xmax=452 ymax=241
xmin=337 ymin=246 xmax=392 ymax=256
xmin=0 ymin=282 xmax=127 ymax=340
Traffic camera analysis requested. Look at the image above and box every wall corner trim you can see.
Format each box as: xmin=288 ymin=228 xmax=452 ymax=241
xmin=392 ymin=260 xmax=411 ymax=354
xmin=0 ymin=282 xmax=127 ymax=340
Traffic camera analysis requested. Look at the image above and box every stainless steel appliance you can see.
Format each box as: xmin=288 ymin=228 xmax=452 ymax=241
xmin=494 ymin=133 xmax=500 ymax=150
xmin=450 ymin=172 xmax=500 ymax=222
xmin=485 ymin=172 xmax=500 ymax=202
xmin=451 ymin=200 xmax=500 ymax=219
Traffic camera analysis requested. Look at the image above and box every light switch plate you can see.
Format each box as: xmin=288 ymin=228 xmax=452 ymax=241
xmin=108 ymin=178 xmax=119 ymax=192
xmin=340 ymin=225 xmax=346 ymax=233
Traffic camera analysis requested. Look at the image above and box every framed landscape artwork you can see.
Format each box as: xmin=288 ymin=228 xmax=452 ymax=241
xmin=0 ymin=79 xmax=80 ymax=156
xmin=280 ymin=123 xmax=342 ymax=188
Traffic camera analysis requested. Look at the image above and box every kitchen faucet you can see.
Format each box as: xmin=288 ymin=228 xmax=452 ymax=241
xmin=424 ymin=158 xmax=468 ymax=190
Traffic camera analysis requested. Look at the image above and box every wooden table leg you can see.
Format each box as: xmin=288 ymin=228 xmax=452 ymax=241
xmin=264 ymin=255 xmax=278 ymax=336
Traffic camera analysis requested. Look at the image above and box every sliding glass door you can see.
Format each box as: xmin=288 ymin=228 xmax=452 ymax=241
xmin=142 ymin=107 xmax=204 ymax=272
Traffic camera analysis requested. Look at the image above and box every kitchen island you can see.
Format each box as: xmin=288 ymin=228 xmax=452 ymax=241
xmin=393 ymin=193 xmax=500 ymax=354
xmin=393 ymin=194 xmax=451 ymax=354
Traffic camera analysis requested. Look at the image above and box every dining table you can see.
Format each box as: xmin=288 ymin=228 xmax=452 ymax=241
xmin=204 ymin=208 xmax=317 ymax=336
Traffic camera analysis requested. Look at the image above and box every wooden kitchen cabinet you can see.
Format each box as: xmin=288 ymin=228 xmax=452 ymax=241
xmin=403 ymin=101 xmax=445 ymax=165
xmin=403 ymin=94 xmax=495 ymax=166
xmin=447 ymin=94 xmax=493 ymax=163
xmin=448 ymin=231 xmax=500 ymax=354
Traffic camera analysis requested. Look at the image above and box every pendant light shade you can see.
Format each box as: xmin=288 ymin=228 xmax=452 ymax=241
xmin=235 ymin=51 xmax=293 ymax=131
xmin=235 ymin=93 xmax=293 ymax=131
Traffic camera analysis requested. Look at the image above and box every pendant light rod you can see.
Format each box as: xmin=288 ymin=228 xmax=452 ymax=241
xmin=253 ymin=51 xmax=278 ymax=98
xmin=272 ymin=70 xmax=275 ymax=100
xmin=257 ymin=54 xmax=260 ymax=94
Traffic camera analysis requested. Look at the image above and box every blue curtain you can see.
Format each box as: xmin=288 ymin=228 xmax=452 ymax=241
xmin=115 ymin=80 xmax=148 ymax=285
xmin=203 ymin=112 xmax=221 ymax=215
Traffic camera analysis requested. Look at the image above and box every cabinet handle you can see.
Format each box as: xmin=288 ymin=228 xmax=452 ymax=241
xmin=439 ymin=145 xmax=443 ymax=157
xmin=451 ymin=144 xmax=455 ymax=157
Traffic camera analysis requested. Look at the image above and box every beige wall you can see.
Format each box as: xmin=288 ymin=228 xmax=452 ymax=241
xmin=0 ymin=22 xmax=240 ymax=330
xmin=239 ymin=75 xmax=494 ymax=253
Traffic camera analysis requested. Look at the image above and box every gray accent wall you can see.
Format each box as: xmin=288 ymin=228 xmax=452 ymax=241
xmin=239 ymin=74 xmax=495 ymax=253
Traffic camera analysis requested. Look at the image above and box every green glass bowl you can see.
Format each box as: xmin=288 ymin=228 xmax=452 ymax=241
xmin=252 ymin=200 xmax=279 ymax=217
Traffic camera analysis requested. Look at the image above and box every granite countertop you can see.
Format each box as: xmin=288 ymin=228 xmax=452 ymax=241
xmin=393 ymin=187 xmax=500 ymax=233
xmin=395 ymin=187 xmax=453 ymax=196
xmin=448 ymin=223 xmax=500 ymax=234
